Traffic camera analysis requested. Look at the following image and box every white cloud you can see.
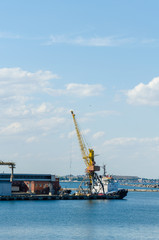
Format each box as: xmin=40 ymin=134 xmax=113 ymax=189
xmin=68 ymin=129 xmax=90 ymax=139
xmin=93 ymin=131 xmax=105 ymax=139
xmin=126 ymin=77 xmax=159 ymax=105
xmin=104 ymin=137 xmax=159 ymax=146
xmin=37 ymin=117 xmax=66 ymax=131
xmin=0 ymin=67 xmax=57 ymax=81
xmin=66 ymin=83 xmax=103 ymax=96
xmin=141 ymin=38 xmax=159 ymax=44
xmin=85 ymin=110 xmax=119 ymax=117
xmin=4 ymin=104 xmax=30 ymax=117
xmin=32 ymin=103 xmax=54 ymax=115
xmin=0 ymin=122 xmax=23 ymax=135
xmin=47 ymin=35 xmax=134 ymax=47
xmin=0 ymin=67 xmax=70 ymax=139
xmin=36 ymin=103 xmax=49 ymax=113
xmin=4 ymin=103 xmax=62 ymax=118
xmin=68 ymin=130 xmax=76 ymax=139
xmin=81 ymin=129 xmax=90 ymax=135
xmin=0 ymin=32 xmax=21 ymax=39
xmin=0 ymin=67 xmax=103 ymax=141
xmin=46 ymin=83 xmax=104 ymax=97
xmin=0 ymin=67 xmax=59 ymax=104
xmin=47 ymin=35 xmax=159 ymax=47
xmin=100 ymin=136 xmax=159 ymax=178
xmin=26 ymin=136 xmax=38 ymax=143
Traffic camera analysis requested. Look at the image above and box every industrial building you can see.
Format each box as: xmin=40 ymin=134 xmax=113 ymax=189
xmin=0 ymin=173 xmax=60 ymax=196
xmin=0 ymin=180 xmax=12 ymax=196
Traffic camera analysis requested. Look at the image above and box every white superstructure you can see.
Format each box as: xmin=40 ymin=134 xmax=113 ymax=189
xmin=92 ymin=176 xmax=118 ymax=194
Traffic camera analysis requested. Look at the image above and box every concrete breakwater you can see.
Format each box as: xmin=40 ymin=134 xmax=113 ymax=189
xmin=123 ymin=183 xmax=159 ymax=188
xmin=128 ymin=189 xmax=159 ymax=192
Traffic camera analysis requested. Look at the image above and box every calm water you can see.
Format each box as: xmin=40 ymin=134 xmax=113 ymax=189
xmin=1 ymin=191 xmax=159 ymax=239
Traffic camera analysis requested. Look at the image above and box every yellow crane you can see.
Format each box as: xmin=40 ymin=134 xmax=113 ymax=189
xmin=71 ymin=110 xmax=104 ymax=194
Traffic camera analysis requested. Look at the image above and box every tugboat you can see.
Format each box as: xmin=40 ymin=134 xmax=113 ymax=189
xmin=71 ymin=111 xmax=128 ymax=200
xmin=92 ymin=174 xmax=128 ymax=199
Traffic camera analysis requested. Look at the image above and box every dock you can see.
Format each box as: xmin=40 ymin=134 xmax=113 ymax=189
xmin=0 ymin=189 xmax=128 ymax=200
xmin=0 ymin=194 xmax=119 ymax=201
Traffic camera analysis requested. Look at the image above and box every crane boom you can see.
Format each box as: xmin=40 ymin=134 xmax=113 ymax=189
xmin=71 ymin=111 xmax=100 ymax=177
xmin=0 ymin=161 xmax=16 ymax=167
xmin=71 ymin=111 xmax=89 ymax=167
xmin=71 ymin=110 xmax=105 ymax=194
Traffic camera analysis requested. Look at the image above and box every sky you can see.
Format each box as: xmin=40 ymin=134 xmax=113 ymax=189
xmin=0 ymin=0 xmax=159 ymax=178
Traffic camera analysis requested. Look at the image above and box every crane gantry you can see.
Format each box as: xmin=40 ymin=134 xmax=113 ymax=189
xmin=71 ymin=110 xmax=104 ymax=194
xmin=0 ymin=161 xmax=16 ymax=182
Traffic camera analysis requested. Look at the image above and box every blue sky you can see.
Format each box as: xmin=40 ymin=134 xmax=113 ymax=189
xmin=0 ymin=1 xmax=159 ymax=178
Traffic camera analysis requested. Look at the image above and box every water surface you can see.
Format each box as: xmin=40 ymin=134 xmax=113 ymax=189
xmin=0 ymin=191 xmax=159 ymax=240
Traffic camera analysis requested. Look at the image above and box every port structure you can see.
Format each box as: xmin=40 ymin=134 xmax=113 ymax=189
xmin=0 ymin=161 xmax=16 ymax=182
xmin=71 ymin=111 xmax=104 ymax=194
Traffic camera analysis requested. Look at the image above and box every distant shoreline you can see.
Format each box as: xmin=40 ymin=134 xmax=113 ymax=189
xmin=60 ymin=180 xmax=80 ymax=182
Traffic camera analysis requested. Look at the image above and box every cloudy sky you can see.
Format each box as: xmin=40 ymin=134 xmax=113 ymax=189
xmin=0 ymin=0 xmax=159 ymax=178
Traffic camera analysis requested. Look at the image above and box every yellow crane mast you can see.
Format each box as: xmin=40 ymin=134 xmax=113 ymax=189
xmin=71 ymin=111 xmax=104 ymax=194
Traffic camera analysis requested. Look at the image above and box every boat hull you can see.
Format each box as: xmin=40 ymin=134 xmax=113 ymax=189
xmin=103 ymin=189 xmax=128 ymax=199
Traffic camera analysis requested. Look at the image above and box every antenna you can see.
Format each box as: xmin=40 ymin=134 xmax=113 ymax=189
xmin=102 ymin=164 xmax=106 ymax=176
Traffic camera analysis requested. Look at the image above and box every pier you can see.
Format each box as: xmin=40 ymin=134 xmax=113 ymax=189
xmin=0 ymin=189 xmax=128 ymax=201
xmin=0 ymin=194 xmax=119 ymax=201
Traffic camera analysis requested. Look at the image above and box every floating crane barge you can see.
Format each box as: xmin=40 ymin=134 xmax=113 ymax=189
xmin=69 ymin=110 xmax=128 ymax=200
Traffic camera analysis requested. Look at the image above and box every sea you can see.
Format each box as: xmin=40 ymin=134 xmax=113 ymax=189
xmin=1 ymin=182 xmax=159 ymax=240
